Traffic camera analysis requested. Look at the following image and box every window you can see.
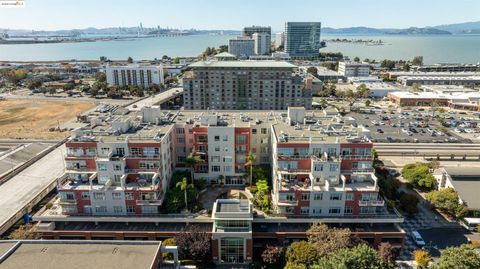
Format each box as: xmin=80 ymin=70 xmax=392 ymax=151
xmin=224 ymin=166 xmax=232 ymax=172
xmin=177 ymin=137 xmax=185 ymax=143
xmin=112 ymin=192 xmax=122 ymax=200
xmin=126 ymin=205 xmax=136 ymax=214
xmin=197 ymin=135 xmax=207 ymax=143
xmin=223 ymin=156 xmax=232 ymax=162
xmin=97 ymin=163 xmax=107 ymax=171
xmin=329 ymin=163 xmax=339 ymax=172
xmin=301 ymin=193 xmax=310 ymax=201
xmin=81 ymin=192 xmax=90 ymax=199
xmin=261 ymin=128 xmax=267 ymax=134
xmin=360 ymin=207 xmax=376 ymax=214
xmin=142 ymin=206 xmax=158 ymax=214
xmin=286 ymin=207 xmax=294 ymax=214
xmin=314 ymin=163 xmax=323 ymax=171
xmin=176 ymin=128 xmax=185 ymax=134
xmin=236 ymin=135 xmax=247 ymax=144
xmin=125 ymin=192 xmax=134 ymax=200
xmin=344 ymin=207 xmax=353 ymax=214
xmin=220 ymin=238 xmax=245 ymax=264
xmin=214 ymin=135 xmax=220 ymax=141
xmin=252 ymin=129 xmax=257 ymax=134
xmin=330 ymin=193 xmax=342 ymax=200
xmin=113 ymin=206 xmax=123 ymax=213
xmin=314 ymin=193 xmax=323 ymax=200
xmin=223 ymin=135 xmax=228 ymax=141
xmin=329 ymin=207 xmax=341 ymax=214
xmin=95 ymin=206 xmax=107 ymax=213
xmin=83 ymin=206 xmax=92 ymax=214
xmin=300 ymin=207 xmax=309 ymax=215
xmin=212 ymin=165 xmax=221 ymax=172
xmin=312 ymin=208 xmax=322 ymax=215
xmin=211 ymin=155 xmax=221 ymax=162
xmin=345 ymin=193 xmax=354 ymax=201
xmin=113 ymin=164 xmax=122 ymax=171
xmin=93 ymin=192 xmax=105 ymax=200
xmin=130 ymin=147 xmax=141 ymax=156
xmin=215 ymin=146 xmax=220 ymax=152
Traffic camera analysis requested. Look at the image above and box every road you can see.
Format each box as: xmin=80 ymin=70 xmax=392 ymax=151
xmin=126 ymin=87 xmax=183 ymax=111
xmin=0 ymin=145 xmax=65 ymax=235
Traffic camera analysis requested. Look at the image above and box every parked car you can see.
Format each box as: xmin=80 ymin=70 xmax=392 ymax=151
xmin=377 ymin=128 xmax=384 ymax=133
xmin=411 ymin=231 xmax=426 ymax=247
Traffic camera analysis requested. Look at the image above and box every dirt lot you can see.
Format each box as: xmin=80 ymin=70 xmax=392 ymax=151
xmin=0 ymin=100 xmax=95 ymax=139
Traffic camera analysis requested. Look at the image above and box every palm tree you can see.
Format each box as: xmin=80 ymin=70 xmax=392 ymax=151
xmin=247 ymin=152 xmax=256 ymax=185
xmin=185 ymin=152 xmax=201 ymax=184
xmin=176 ymin=177 xmax=193 ymax=212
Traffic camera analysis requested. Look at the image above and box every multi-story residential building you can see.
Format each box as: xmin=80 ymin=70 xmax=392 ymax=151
xmin=338 ymin=61 xmax=371 ymax=77
xmin=285 ymin=22 xmax=322 ymax=58
xmin=275 ymin=32 xmax=285 ymax=48
xmin=60 ymin=111 xmax=175 ymax=216
xmin=252 ymin=33 xmax=270 ymax=55
xmin=182 ymin=60 xmax=312 ymax=110
xmin=270 ymin=107 xmax=381 ymax=217
xmin=228 ymin=37 xmax=255 ymax=58
xmin=106 ymin=64 xmax=164 ymax=88
xmin=37 ymin=107 xmax=406 ymax=265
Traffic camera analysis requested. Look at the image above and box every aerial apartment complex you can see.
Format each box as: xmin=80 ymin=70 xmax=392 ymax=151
xmin=105 ymin=64 xmax=164 ymax=88
xmin=182 ymin=60 xmax=312 ymax=110
xmin=35 ymin=106 xmax=405 ymax=265
xmin=285 ymin=22 xmax=322 ymax=58
xmin=338 ymin=61 xmax=371 ymax=78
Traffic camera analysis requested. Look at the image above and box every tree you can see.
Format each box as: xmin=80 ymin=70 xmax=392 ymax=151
xmin=261 ymin=245 xmax=284 ymax=267
xmin=413 ymin=249 xmax=431 ymax=269
xmin=425 ymin=188 xmax=468 ymax=219
xmin=26 ymin=79 xmax=42 ymax=90
xmin=365 ymin=100 xmax=371 ymax=107
xmin=48 ymin=87 xmax=56 ymax=95
xmin=307 ymin=66 xmax=318 ymax=76
xmin=161 ymin=238 xmax=176 ymax=260
xmin=356 ymin=83 xmax=371 ymax=98
xmin=285 ymin=241 xmax=318 ymax=268
xmin=176 ymin=177 xmax=193 ymax=212
xmin=412 ymin=83 xmax=422 ymax=92
xmin=307 ymin=223 xmax=352 ymax=257
xmin=403 ymin=63 xmax=411 ymax=71
xmin=314 ymin=244 xmax=393 ymax=269
xmin=378 ymin=242 xmax=396 ymax=265
xmin=219 ymin=45 xmax=228 ymax=53
xmin=147 ymin=83 xmax=160 ymax=95
xmin=380 ymin=59 xmax=396 ymax=70
xmin=477 ymin=65 xmax=480 ymax=72
xmin=95 ymin=72 xmax=106 ymax=82
xmin=401 ymin=163 xmax=435 ymax=189
xmin=399 ymin=193 xmax=419 ymax=215
xmin=433 ymin=245 xmax=480 ymax=269
xmin=353 ymin=56 xmax=360 ymax=62
xmin=185 ymin=152 xmax=201 ymax=184
xmin=246 ymin=152 xmax=256 ymax=185
xmin=99 ymin=56 xmax=108 ymax=62
xmin=175 ymin=224 xmax=211 ymax=265
xmin=412 ymin=56 xmax=424 ymax=66
xmin=127 ymin=56 xmax=133 ymax=63
xmin=63 ymin=82 xmax=75 ymax=91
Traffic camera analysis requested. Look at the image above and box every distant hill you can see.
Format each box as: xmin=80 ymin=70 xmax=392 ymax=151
xmin=385 ymin=27 xmax=451 ymax=35
xmin=434 ymin=21 xmax=480 ymax=34
xmin=323 ymin=26 xmax=451 ymax=35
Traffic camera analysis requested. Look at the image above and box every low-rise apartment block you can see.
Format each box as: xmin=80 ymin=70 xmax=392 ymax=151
xmin=183 ymin=60 xmax=312 ymax=110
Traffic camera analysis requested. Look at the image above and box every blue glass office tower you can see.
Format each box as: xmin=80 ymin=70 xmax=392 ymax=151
xmin=285 ymin=22 xmax=322 ymax=58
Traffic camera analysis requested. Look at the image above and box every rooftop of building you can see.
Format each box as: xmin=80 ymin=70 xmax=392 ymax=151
xmin=398 ymin=75 xmax=480 ymax=80
xmin=212 ymin=199 xmax=252 ymax=220
xmin=188 ymin=60 xmax=297 ymax=69
xmin=0 ymin=240 xmax=163 ymax=269
xmin=388 ymin=91 xmax=480 ymax=100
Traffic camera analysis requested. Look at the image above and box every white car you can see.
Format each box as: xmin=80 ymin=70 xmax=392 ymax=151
xmin=411 ymin=231 xmax=426 ymax=247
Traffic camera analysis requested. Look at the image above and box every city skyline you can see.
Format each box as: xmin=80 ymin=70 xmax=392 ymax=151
xmin=0 ymin=0 xmax=479 ymax=31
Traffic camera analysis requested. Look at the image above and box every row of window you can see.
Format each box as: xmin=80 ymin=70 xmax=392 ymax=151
xmin=281 ymin=192 xmax=354 ymax=201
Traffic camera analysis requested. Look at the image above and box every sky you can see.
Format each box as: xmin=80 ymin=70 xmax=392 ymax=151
xmin=0 ymin=0 xmax=480 ymax=31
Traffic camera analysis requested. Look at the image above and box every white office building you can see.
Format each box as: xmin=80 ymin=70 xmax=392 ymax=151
xmin=229 ymin=38 xmax=255 ymax=58
xmin=252 ymin=33 xmax=270 ymax=55
xmin=338 ymin=61 xmax=371 ymax=78
xmin=106 ymin=64 xmax=164 ymax=88
xmin=275 ymin=32 xmax=285 ymax=48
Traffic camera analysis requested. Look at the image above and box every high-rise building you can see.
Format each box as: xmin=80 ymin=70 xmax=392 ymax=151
xmin=285 ymin=22 xmax=322 ymax=58
xmin=242 ymin=26 xmax=271 ymax=38
xmin=183 ymin=60 xmax=312 ymax=110
xmin=252 ymin=33 xmax=270 ymax=55
xmin=228 ymin=37 xmax=255 ymax=58
xmin=275 ymin=32 xmax=285 ymax=48
xmin=106 ymin=64 xmax=164 ymax=88
xmin=242 ymin=26 xmax=271 ymax=56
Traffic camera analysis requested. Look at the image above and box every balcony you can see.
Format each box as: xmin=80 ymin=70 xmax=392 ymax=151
xmin=340 ymin=155 xmax=373 ymax=160
xmin=58 ymin=198 xmax=77 ymax=205
xmin=358 ymin=200 xmax=385 ymax=207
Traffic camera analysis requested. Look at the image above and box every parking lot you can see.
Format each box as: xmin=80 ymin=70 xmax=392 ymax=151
xmin=350 ymin=107 xmax=479 ymax=143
